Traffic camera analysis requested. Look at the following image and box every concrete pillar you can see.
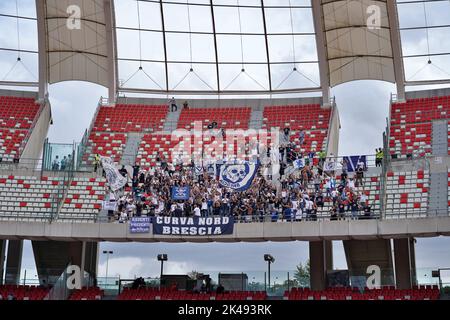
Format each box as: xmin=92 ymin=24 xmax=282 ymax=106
xmin=0 ymin=240 xmax=6 ymax=285
xmin=343 ymin=239 xmax=395 ymax=286
xmin=394 ymin=238 xmax=416 ymax=289
xmin=5 ymin=240 xmax=23 ymax=285
xmin=32 ymin=241 xmax=99 ymax=286
xmin=409 ymin=238 xmax=417 ymax=286
xmin=309 ymin=240 xmax=333 ymax=291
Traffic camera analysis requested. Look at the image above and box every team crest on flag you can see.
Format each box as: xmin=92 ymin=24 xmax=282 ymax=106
xmin=293 ymin=158 xmax=305 ymax=169
xmin=218 ymin=161 xmax=259 ymax=191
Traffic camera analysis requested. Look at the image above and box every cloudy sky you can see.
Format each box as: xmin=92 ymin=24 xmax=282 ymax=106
xmin=1 ymin=0 xmax=450 ymax=284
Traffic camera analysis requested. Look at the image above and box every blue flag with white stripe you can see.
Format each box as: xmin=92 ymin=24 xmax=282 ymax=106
xmin=344 ymin=155 xmax=367 ymax=172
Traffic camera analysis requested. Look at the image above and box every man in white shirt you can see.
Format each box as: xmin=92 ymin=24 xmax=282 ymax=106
xmin=194 ymin=206 xmax=201 ymax=217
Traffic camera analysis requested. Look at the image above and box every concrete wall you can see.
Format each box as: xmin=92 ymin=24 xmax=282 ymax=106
xmin=4 ymin=240 xmax=23 ymax=285
xmin=405 ymin=87 xmax=450 ymax=100
xmin=393 ymin=238 xmax=416 ymax=289
xmin=116 ymin=96 xmax=324 ymax=109
xmin=20 ymin=100 xmax=52 ymax=163
xmin=309 ymin=240 xmax=333 ymax=291
xmin=326 ymin=104 xmax=340 ymax=156
xmin=0 ymin=217 xmax=449 ymax=242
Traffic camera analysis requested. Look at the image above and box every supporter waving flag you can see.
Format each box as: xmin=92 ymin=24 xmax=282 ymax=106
xmin=217 ymin=160 xmax=259 ymax=192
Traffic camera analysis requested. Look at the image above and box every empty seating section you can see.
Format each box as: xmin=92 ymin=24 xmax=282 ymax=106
xmin=0 ymin=175 xmax=65 ymax=220
xmin=93 ymin=104 xmax=168 ymax=133
xmin=389 ymin=123 xmax=432 ymax=158
xmin=117 ymin=288 xmax=267 ymax=301
xmin=59 ymin=177 xmax=107 ymax=222
xmin=68 ymin=287 xmax=104 ymax=300
xmin=136 ymin=134 xmax=177 ymax=168
xmin=83 ymin=132 xmax=126 ymax=164
xmin=0 ymin=285 xmax=50 ymax=300
xmin=83 ymin=104 xmax=168 ymax=164
xmin=389 ymin=96 xmax=450 ymax=158
xmin=0 ymin=96 xmax=40 ymax=162
xmin=385 ymin=170 xmax=429 ymax=218
xmin=177 ymin=107 xmax=251 ymax=130
xmin=263 ymin=105 xmax=330 ymax=153
xmin=283 ymin=286 xmax=439 ymax=300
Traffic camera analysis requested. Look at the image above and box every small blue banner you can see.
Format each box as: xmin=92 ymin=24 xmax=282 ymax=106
xmin=171 ymin=186 xmax=190 ymax=200
xmin=130 ymin=217 xmax=151 ymax=234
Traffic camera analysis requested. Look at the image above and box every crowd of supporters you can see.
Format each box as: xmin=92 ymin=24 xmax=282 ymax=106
xmin=105 ymin=152 xmax=374 ymax=223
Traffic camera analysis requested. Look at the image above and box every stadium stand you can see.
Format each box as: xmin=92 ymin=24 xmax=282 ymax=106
xmin=283 ymin=286 xmax=440 ymax=300
xmin=389 ymin=95 xmax=450 ymax=158
xmin=0 ymin=285 xmax=50 ymax=300
xmin=0 ymin=175 xmax=66 ymax=220
xmin=68 ymin=287 xmax=104 ymax=300
xmin=385 ymin=170 xmax=429 ymax=218
xmin=298 ymin=171 xmax=381 ymax=220
xmin=136 ymin=134 xmax=178 ymax=168
xmin=59 ymin=177 xmax=107 ymax=222
xmin=0 ymin=95 xmax=41 ymax=162
xmin=262 ymin=104 xmax=331 ymax=154
xmin=82 ymin=104 xmax=168 ymax=165
xmin=177 ymin=107 xmax=251 ymax=130
xmin=117 ymin=287 xmax=267 ymax=301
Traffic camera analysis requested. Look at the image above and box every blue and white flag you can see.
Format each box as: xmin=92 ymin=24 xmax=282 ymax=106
xmin=171 ymin=186 xmax=190 ymax=200
xmin=343 ymin=155 xmax=367 ymax=172
xmin=323 ymin=159 xmax=337 ymax=172
xmin=217 ymin=161 xmax=259 ymax=191
xmin=194 ymin=163 xmax=203 ymax=176
xmin=293 ymin=158 xmax=305 ymax=169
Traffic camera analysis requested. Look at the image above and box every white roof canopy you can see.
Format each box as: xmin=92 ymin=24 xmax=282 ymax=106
xmin=42 ymin=0 xmax=112 ymax=87
xmin=321 ymin=0 xmax=395 ymax=86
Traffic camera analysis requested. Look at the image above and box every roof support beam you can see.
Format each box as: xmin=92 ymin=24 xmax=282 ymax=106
xmin=104 ymin=0 xmax=118 ymax=104
xmin=311 ymin=0 xmax=330 ymax=107
xmin=260 ymin=0 xmax=272 ymax=92
xmin=387 ymin=0 xmax=406 ymax=101
xmin=159 ymin=0 xmax=170 ymax=92
xmin=209 ymin=0 xmax=221 ymax=93
xmin=35 ymin=0 xmax=48 ymax=103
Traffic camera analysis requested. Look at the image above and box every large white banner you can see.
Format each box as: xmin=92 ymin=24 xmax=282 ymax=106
xmin=100 ymin=157 xmax=127 ymax=192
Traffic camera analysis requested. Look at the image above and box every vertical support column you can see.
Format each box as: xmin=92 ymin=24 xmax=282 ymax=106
xmin=309 ymin=240 xmax=333 ymax=291
xmin=0 ymin=240 xmax=6 ymax=285
xmin=32 ymin=241 xmax=99 ymax=286
xmin=104 ymin=0 xmax=118 ymax=104
xmin=409 ymin=238 xmax=417 ymax=286
xmin=386 ymin=0 xmax=406 ymax=101
xmin=311 ymin=0 xmax=331 ymax=106
xmin=393 ymin=238 xmax=415 ymax=290
xmin=35 ymin=0 xmax=49 ymax=102
xmin=5 ymin=240 xmax=23 ymax=285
